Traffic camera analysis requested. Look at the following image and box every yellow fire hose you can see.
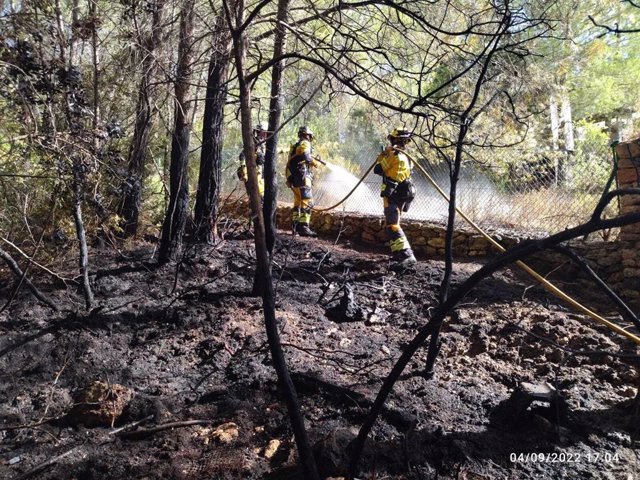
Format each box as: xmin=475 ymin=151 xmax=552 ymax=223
xmin=313 ymin=152 xmax=640 ymax=346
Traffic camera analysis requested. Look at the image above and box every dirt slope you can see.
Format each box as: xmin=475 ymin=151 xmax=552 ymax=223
xmin=1 ymin=231 xmax=638 ymax=479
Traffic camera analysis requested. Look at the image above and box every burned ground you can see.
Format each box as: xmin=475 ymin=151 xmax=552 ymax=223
xmin=0 ymin=231 xmax=638 ymax=479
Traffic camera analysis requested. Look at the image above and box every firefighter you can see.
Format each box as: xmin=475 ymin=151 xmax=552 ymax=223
xmin=374 ymin=128 xmax=417 ymax=271
xmin=237 ymin=121 xmax=269 ymax=200
xmin=286 ymin=126 xmax=322 ymax=237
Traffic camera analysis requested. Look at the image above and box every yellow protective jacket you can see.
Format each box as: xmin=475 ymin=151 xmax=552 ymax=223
xmin=286 ymin=139 xmax=319 ymax=187
xmin=375 ymin=146 xmax=412 ymax=182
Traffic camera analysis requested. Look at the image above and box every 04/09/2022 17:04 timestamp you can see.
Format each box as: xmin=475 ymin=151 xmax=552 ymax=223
xmin=509 ymin=451 xmax=621 ymax=464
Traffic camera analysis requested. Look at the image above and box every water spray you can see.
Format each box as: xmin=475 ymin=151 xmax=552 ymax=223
xmin=312 ymin=160 xmax=378 ymax=212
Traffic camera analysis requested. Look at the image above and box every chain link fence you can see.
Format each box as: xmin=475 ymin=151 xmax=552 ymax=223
xmin=221 ymin=135 xmax=617 ymax=238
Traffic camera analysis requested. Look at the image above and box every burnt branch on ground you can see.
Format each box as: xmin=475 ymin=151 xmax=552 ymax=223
xmin=0 ymin=246 xmax=58 ymax=312
xmin=552 ymin=244 xmax=640 ymax=332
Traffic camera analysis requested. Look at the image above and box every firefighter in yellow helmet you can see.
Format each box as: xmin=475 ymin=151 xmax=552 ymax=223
xmin=286 ymin=126 xmax=323 ymax=237
xmin=374 ymin=128 xmax=417 ymax=271
xmin=237 ymin=121 xmax=269 ymax=200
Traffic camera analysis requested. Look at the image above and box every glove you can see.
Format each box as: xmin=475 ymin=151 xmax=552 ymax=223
xmin=311 ymin=155 xmax=324 ymax=168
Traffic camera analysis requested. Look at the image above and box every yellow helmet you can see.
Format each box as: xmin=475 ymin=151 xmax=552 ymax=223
xmin=254 ymin=121 xmax=269 ymax=134
xmin=298 ymin=126 xmax=314 ymax=140
xmin=389 ymin=128 xmax=412 ymax=140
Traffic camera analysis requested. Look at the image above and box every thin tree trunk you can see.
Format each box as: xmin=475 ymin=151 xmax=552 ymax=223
xmin=550 ymin=93 xmax=559 ymax=151
xmin=263 ymin=0 xmax=290 ymax=254
xmin=561 ymin=91 xmax=574 ymax=151
xmin=56 ymin=0 xmax=93 ymax=309
xmin=228 ymin=0 xmax=319 ymax=477
xmin=89 ymin=0 xmax=99 ymax=135
xmin=550 ymin=93 xmax=560 ymax=186
xmin=423 ymin=122 xmax=467 ymax=377
xmin=73 ymin=179 xmax=94 ymax=309
xmin=193 ymin=14 xmax=232 ymax=243
xmin=69 ymin=0 xmax=80 ymax=65
xmin=53 ymin=0 xmax=68 ymax=66
xmin=252 ymin=0 xmax=290 ymax=293
xmin=158 ymin=0 xmax=195 ymax=264
xmin=439 ymin=123 xmax=467 ymax=305
xmin=424 ymin=17 xmax=508 ymax=377
xmin=120 ymin=0 xmax=166 ymax=236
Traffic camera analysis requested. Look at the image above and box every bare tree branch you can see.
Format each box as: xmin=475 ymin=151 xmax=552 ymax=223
xmin=588 ymin=14 xmax=640 ymax=36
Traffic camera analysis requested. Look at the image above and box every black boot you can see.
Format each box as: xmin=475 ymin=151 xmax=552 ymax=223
xmin=390 ymin=249 xmax=417 ymax=272
xmin=296 ymin=223 xmax=317 ymax=237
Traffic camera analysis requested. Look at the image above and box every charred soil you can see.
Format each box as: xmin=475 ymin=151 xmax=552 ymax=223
xmin=1 ymin=230 xmax=639 ymax=479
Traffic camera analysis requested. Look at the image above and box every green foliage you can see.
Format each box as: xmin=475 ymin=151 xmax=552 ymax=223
xmin=1 ymin=0 xmax=639 ymax=242
xmin=571 ymin=120 xmax=613 ymax=192
xmin=570 ymin=35 xmax=640 ymax=121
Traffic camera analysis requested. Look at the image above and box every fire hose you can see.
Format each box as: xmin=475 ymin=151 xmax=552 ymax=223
xmin=312 ymin=151 xmax=640 ymax=345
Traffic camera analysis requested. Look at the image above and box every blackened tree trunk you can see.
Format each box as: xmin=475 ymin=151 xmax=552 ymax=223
xmin=120 ymin=0 xmax=166 ymax=236
xmin=263 ymin=0 xmax=290 ymax=254
xmin=422 ymin=121 xmax=466 ymax=376
xmin=227 ymin=0 xmax=319 ymax=476
xmin=89 ymin=0 xmax=99 ymax=136
xmin=73 ymin=177 xmax=94 ymax=309
xmin=158 ymin=0 xmax=195 ymax=264
xmin=252 ymin=0 xmax=290 ymax=293
xmin=55 ymin=0 xmax=94 ymax=309
xmin=424 ymin=17 xmax=509 ymax=378
xmin=193 ymin=13 xmax=232 ymax=243
xmin=438 ymin=121 xmax=468 ymax=306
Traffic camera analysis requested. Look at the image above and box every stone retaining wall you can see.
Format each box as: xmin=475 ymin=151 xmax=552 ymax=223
xmin=224 ymin=198 xmax=623 ymax=274
xmin=291 ymin=208 xmax=519 ymax=258
xmin=224 ymin=199 xmax=625 ymax=295
xmin=227 ymin=199 xmax=518 ymax=256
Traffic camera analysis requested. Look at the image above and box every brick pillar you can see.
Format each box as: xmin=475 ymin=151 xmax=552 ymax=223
xmin=617 ymin=138 xmax=640 ymax=305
